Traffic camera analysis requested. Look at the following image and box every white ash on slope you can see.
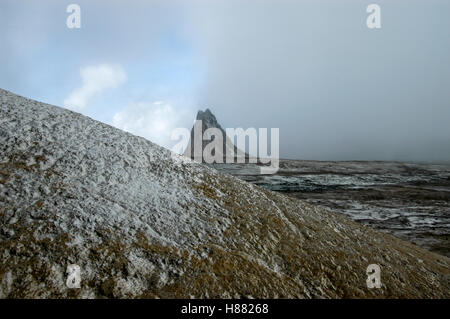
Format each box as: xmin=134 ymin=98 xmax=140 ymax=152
xmin=0 ymin=88 xmax=449 ymax=298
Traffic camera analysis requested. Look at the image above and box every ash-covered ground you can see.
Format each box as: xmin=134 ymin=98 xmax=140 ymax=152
xmin=213 ymin=160 xmax=450 ymax=258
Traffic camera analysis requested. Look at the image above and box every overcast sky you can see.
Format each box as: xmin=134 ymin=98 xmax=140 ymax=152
xmin=1 ymin=0 xmax=449 ymax=162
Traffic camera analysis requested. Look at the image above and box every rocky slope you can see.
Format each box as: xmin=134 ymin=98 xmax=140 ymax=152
xmin=214 ymin=161 xmax=450 ymax=257
xmin=0 ymin=88 xmax=449 ymax=298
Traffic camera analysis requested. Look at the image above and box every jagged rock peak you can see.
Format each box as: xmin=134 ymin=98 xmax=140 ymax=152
xmin=196 ymin=108 xmax=222 ymax=130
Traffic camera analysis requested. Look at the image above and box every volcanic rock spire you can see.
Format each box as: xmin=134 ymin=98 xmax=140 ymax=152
xmin=183 ymin=109 xmax=247 ymax=163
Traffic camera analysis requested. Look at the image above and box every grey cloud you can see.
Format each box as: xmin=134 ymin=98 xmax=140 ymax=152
xmin=1 ymin=0 xmax=449 ymax=162
xmin=188 ymin=0 xmax=450 ymax=161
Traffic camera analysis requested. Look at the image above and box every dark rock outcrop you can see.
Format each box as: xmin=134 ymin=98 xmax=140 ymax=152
xmin=183 ymin=109 xmax=248 ymax=163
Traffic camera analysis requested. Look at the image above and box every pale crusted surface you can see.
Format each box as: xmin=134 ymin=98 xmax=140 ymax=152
xmin=0 ymin=88 xmax=449 ymax=298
